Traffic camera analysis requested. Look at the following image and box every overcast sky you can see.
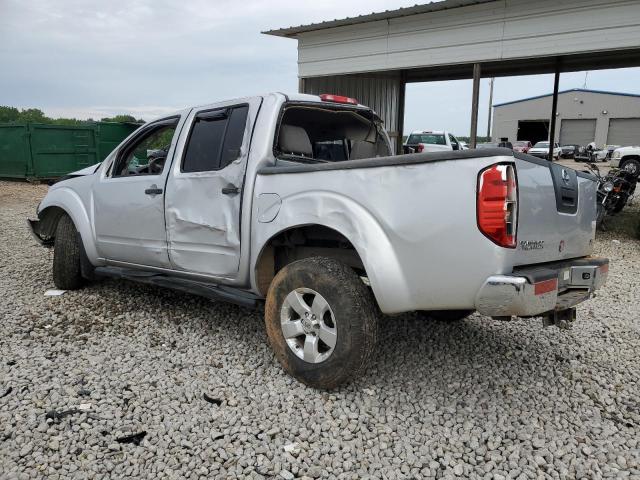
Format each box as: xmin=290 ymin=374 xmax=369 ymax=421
xmin=2 ymin=0 xmax=639 ymax=136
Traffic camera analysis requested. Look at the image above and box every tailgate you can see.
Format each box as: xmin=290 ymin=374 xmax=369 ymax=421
xmin=512 ymin=154 xmax=597 ymax=265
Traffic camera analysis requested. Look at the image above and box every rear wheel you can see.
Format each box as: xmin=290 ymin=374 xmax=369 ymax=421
xmin=52 ymin=214 xmax=89 ymax=290
xmin=265 ymin=257 xmax=378 ymax=390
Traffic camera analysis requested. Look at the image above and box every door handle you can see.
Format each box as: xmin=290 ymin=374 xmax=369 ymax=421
xmin=145 ymin=185 xmax=163 ymax=196
xmin=222 ymin=184 xmax=239 ymax=195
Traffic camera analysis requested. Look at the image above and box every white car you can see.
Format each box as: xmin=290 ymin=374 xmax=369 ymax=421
xmin=403 ymin=130 xmax=463 ymax=153
xmin=528 ymin=141 xmax=561 ymax=161
xmin=611 ymin=146 xmax=640 ymax=176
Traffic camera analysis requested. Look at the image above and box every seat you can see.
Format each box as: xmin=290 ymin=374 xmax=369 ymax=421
xmin=279 ymin=125 xmax=313 ymax=158
xmin=350 ymin=140 xmax=378 ymax=160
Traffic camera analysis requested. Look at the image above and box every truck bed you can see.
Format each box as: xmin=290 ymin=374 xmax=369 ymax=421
xmin=254 ymin=148 xmax=598 ymax=313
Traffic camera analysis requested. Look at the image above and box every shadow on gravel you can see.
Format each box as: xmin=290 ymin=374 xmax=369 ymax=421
xmin=51 ymin=276 xmax=578 ymax=403
xmin=361 ymin=314 xmax=578 ymax=404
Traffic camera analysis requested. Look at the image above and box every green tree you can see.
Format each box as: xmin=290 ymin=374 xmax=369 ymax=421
xmin=101 ymin=114 xmax=139 ymax=123
xmin=0 ymin=106 xmax=144 ymax=125
xmin=51 ymin=117 xmax=88 ymax=126
xmin=0 ymin=106 xmax=21 ymax=123
xmin=19 ymin=108 xmax=48 ymax=123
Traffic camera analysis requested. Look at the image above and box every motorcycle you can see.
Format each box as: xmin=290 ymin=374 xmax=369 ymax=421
xmin=575 ymin=143 xmax=607 ymax=163
xmin=584 ymin=162 xmax=636 ymax=229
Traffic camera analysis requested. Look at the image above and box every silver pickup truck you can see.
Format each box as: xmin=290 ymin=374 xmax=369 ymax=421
xmin=29 ymin=92 xmax=609 ymax=389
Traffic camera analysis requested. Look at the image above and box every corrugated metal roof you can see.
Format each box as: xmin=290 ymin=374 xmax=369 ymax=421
xmin=262 ymin=0 xmax=498 ymax=37
xmin=493 ymin=88 xmax=640 ymax=108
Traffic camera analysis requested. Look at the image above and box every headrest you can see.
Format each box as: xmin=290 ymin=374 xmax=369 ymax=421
xmin=279 ymin=125 xmax=312 ymax=157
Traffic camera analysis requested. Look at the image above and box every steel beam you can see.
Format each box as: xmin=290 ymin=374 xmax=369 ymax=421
xmin=487 ymin=77 xmax=494 ymax=139
xmin=470 ymin=63 xmax=481 ymax=148
xmin=397 ymin=71 xmax=407 ymax=155
xmin=548 ymin=62 xmax=561 ymax=161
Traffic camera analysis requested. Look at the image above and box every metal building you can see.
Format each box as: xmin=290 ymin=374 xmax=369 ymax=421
xmin=492 ymin=89 xmax=640 ymax=147
xmin=264 ymin=0 xmax=640 ymax=155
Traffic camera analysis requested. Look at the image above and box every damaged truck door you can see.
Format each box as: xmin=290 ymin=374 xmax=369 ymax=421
xmin=93 ymin=117 xmax=181 ymax=268
xmin=165 ymin=99 xmax=260 ymax=276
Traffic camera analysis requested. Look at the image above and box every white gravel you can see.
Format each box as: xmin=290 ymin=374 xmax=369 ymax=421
xmin=1 ymin=180 xmax=639 ymax=479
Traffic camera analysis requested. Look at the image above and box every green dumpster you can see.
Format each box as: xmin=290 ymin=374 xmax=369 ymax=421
xmin=0 ymin=124 xmax=31 ymax=178
xmin=0 ymin=121 xmax=141 ymax=180
xmin=97 ymin=122 xmax=139 ymax=161
xmin=29 ymin=124 xmax=98 ymax=178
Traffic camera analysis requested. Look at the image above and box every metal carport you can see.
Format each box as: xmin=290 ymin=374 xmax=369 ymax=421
xmin=264 ymin=0 xmax=640 ymax=157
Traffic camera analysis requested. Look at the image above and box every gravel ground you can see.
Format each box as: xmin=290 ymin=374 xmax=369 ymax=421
xmin=1 ymin=180 xmax=639 ymax=480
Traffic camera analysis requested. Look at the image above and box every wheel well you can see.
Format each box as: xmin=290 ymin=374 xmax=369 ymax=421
xmin=621 ymin=155 xmax=640 ymax=162
xmin=35 ymin=206 xmax=67 ymax=239
xmin=255 ymin=225 xmax=366 ymax=296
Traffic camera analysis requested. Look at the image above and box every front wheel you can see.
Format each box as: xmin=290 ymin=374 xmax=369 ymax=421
xmin=596 ymin=203 xmax=607 ymax=230
xmin=622 ymin=158 xmax=640 ymax=177
xmin=52 ymin=214 xmax=90 ymax=290
xmin=265 ymin=257 xmax=378 ymax=390
xmin=612 ymin=196 xmax=628 ymax=213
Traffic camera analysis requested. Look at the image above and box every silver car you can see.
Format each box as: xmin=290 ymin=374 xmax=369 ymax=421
xmin=29 ymin=93 xmax=609 ymax=389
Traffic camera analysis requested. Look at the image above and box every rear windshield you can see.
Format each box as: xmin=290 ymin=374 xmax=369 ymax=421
xmin=514 ymin=141 xmax=528 ymax=146
xmin=275 ymin=104 xmax=391 ymax=163
xmin=534 ymin=142 xmax=549 ymax=148
xmin=407 ymin=133 xmax=446 ymax=145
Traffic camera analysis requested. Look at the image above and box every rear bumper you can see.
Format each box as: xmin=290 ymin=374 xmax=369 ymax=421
xmin=475 ymin=256 xmax=609 ymax=317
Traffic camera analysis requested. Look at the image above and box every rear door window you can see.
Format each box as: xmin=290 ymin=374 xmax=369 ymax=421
xmin=182 ymin=105 xmax=249 ymax=173
xmin=220 ymin=106 xmax=249 ymax=168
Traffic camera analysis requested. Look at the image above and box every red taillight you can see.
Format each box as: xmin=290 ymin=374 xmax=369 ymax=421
xmin=319 ymin=93 xmax=359 ymax=105
xmin=417 ymin=143 xmax=424 ymax=153
xmin=477 ymin=163 xmax=518 ymax=248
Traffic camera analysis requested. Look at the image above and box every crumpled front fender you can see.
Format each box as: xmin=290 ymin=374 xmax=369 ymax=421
xmin=35 ymin=186 xmax=100 ymax=264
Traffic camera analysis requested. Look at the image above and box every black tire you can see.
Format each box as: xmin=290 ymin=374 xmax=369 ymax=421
xmin=419 ymin=310 xmax=474 ymax=322
xmin=621 ymin=158 xmax=640 ymax=178
xmin=596 ymin=204 xmax=607 ymax=231
xmin=265 ymin=257 xmax=378 ymax=390
xmin=52 ymin=214 xmax=87 ymax=290
xmin=612 ymin=197 xmax=627 ymax=214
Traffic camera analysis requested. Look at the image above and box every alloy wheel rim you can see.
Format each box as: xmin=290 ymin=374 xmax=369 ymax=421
xmin=624 ymin=162 xmax=638 ymax=175
xmin=280 ymin=287 xmax=337 ymax=363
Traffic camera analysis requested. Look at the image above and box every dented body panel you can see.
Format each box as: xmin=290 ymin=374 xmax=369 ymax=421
xmin=30 ymin=92 xmax=608 ymax=317
xmin=164 ymin=97 xmax=263 ymax=277
xmin=251 ymin=156 xmax=515 ymax=312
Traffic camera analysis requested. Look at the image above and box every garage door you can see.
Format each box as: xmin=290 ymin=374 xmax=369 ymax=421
xmin=559 ymin=119 xmax=596 ymax=146
xmin=607 ymin=118 xmax=640 ymax=146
